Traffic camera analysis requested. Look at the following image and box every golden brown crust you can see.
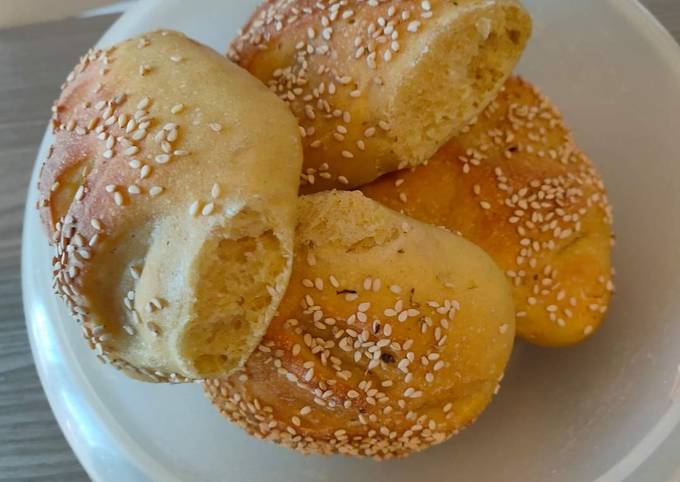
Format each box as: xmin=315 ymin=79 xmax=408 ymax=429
xmin=38 ymin=31 xmax=302 ymax=381
xmin=361 ymin=77 xmax=614 ymax=347
xmin=230 ymin=0 xmax=531 ymax=192
xmin=205 ymin=191 xmax=515 ymax=459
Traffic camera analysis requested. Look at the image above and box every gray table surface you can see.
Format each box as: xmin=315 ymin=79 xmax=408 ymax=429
xmin=0 ymin=2 xmax=679 ymax=482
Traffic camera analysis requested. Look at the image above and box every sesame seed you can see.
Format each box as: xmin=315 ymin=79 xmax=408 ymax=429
xmin=140 ymin=165 xmax=151 ymax=179
xmin=74 ymin=185 xmax=85 ymax=201
xmin=148 ymin=186 xmax=164 ymax=197
xmin=132 ymin=130 xmax=147 ymax=141
xmin=155 ymin=154 xmax=171 ymax=164
xmin=407 ymin=21 xmax=421 ymax=32
xmin=202 ymin=203 xmax=215 ymax=216
xmin=211 ymin=183 xmax=221 ymax=199
xmin=189 ymin=200 xmax=201 ymax=217
xmin=300 ymin=406 xmax=312 ymax=416
xmin=137 ymin=97 xmax=151 ymax=110
xmin=209 ymin=123 xmax=223 ymax=132
xmin=398 ymin=359 xmax=410 ymax=373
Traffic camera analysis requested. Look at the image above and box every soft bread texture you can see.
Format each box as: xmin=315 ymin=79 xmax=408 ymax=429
xmin=362 ymin=77 xmax=614 ymax=347
xmin=37 ymin=31 xmax=303 ymax=382
xmin=229 ymin=0 xmax=532 ymax=192
xmin=205 ymin=191 xmax=515 ymax=459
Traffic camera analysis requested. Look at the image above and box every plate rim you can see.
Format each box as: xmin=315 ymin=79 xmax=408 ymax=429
xmin=21 ymin=1 xmax=680 ymax=481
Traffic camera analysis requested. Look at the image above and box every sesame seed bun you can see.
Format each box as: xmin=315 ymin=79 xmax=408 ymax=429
xmin=205 ymin=191 xmax=515 ymax=459
xmin=361 ymin=77 xmax=614 ymax=347
xmin=229 ymin=0 xmax=532 ymax=192
xmin=37 ymin=31 xmax=303 ymax=382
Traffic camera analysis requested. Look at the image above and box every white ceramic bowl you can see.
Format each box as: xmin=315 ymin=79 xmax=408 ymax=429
xmin=22 ymin=1 xmax=680 ymax=481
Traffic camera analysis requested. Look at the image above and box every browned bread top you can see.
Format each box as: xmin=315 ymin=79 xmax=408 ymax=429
xmin=38 ymin=30 xmax=303 ymax=381
xmin=362 ymin=77 xmax=614 ymax=346
xmin=205 ymin=191 xmax=515 ymax=459
xmin=230 ymin=0 xmax=531 ymax=192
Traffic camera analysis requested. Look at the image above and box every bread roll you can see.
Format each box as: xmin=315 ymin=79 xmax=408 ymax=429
xmin=37 ymin=31 xmax=303 ymax=382
xmin=205 ymin=191 xmax=515 ymax=459
xmin=362 ymin=77 xmax=614 ymax=347
xmin=229 ymin=0 xmax=532 ymax=192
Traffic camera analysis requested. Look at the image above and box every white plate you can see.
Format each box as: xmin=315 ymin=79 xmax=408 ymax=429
xmin=22 ymin=1 xmax=680 ymax=481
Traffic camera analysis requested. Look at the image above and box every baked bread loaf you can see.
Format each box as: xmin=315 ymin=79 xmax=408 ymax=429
xmin=205 ymin=191 xmax=515 ymax=459
xmin=37 ymin=31 xmax=303 ymax=382
xmin=362 ymin=77 xmax=614 ymax=347
xmin=229 ymin=0 xmax=532 ymax=192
